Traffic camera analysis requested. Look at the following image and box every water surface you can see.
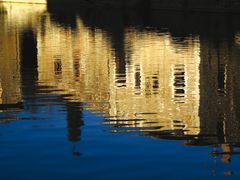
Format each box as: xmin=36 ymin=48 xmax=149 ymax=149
xmin=1 ymin=2 xmax=240 ymax=179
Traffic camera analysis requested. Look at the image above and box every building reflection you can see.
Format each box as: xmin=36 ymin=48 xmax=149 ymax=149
xmin=37 ymin=8 xmax=240 ymax=167
xmin=1 ymin=2 xmax=240 ymax=166
xmin=108 ymin=30 xmax=200 ymax=136
xmin=37 ymin=7 xmax=201 ymax=136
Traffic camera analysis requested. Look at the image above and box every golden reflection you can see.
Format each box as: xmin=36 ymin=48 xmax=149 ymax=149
xmin=35 ymin=15 xmax=201 ymax=135
xmin=0 ymin=2 xmax=46 ymax=110
xmin=0 ymin=4 xmax=20 ymax=107
xmin=0 ymin=0 xmax=46 ymax=4
xmin=0 ymin=2 xmax=46 ymax=30
xmin=1 ymin=2 xmax=240 ymax=164
xmin=108 ymin=30 xmax=201 ymax=135
xmin=0 ymin=26 xmax=21 ymax=106
xmin=37 ymin=15 xmax=111 ymax=114
xmin=33 ymin=12 xmax=240 ymax=167
xmin=0 ymin=2 xmax=219 ymax=137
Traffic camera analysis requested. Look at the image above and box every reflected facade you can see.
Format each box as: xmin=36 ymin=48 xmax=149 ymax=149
xmin=108 ymin=30 xmax=200 ymax=136
xmin=1 ymin=2 xmax=240 ymax=170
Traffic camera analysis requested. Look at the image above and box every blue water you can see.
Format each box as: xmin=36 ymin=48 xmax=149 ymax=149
xmin=1 ymin=107 xmax=238 ymax=179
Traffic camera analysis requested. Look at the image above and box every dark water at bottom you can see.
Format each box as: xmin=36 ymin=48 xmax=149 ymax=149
xmin=1 ymin=2 xmax=240 ymax=179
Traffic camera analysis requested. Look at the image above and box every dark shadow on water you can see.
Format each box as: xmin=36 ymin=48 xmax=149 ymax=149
xmin=66 ymin=102 xmax=84 ymax=142
xmin=20 ymin=29 xmax=38 ymax=91
xmin=47 ymin=4 xmax=240 ymax=37
xmin=66 ymin=102 xmax=84 ymax=156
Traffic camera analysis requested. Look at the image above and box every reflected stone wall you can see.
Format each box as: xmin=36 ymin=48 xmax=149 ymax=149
xmin=36 ymin=14 xmax=111 ymax=113
xmin=108 ymin=30 xmax=200 ymax=135
xmin=0 ymin=3 xmax=20 ymax=106
xmin=1 ymin=2 xmax=240 ymax=145
xmin=0 ymin=2 xmax=46 ymax=108
xmin=0 ymin=15 xmax=21 ymax=105
xmin=35 ymin=13 xmax=201 ymax=135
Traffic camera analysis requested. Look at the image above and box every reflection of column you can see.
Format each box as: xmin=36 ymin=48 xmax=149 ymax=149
xmin=111 ymin=26 xmax=126 ymax=87
xmin=20 ymin=29 xmax=40 ymax=113
xmin=66 ymin=102 xmax=83 ymax=142
xmin=20 ymin=30 xmax=38 ymax=96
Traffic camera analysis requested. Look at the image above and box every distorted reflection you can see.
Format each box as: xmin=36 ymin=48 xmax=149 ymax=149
xmin=1 ymin=2 xmax=240 ymax=175
xmin=107 ymin=30 xmax=200 ymax=138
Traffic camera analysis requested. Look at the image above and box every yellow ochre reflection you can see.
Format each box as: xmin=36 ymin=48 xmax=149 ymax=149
xmin=108 ymin=30 xmax=200 ymax=135
xmin=0 ymin=2 xmax=46 ymax=110
xmin=0 ymin=2 xmax=46 ymax=29
xmin=35 ymin=14 xmax=201 ymax=136
xmin=1 ymin=2 xmax=240 ymax=152
xmin=0 ymin=0 xmax=46 ymax=4
xmin=37 ymin=15 xmax=111 ymax=114
xmin=0 ymin=2 xmax=201 ymax=134
xmin=0 ymin=21 xmax=21 ymax=106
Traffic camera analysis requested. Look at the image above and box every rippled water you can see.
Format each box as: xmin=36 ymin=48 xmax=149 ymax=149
xmin=1 ymin=2 xmax=240 ymax=179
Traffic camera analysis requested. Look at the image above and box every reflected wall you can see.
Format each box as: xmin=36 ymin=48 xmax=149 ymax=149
xmin=1 ymin=2 xmax=240 ymax=149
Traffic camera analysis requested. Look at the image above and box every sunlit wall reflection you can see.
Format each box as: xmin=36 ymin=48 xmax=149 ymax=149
xmin=1 ymin=2 xmax=240 ymax=151
xmin=0 ymin=2 xmax=47 ymax=109
xmin=34 ymin=12 xmax=201 ymax=137
xmin=108 ymin=29 xmax=201 ymax=136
